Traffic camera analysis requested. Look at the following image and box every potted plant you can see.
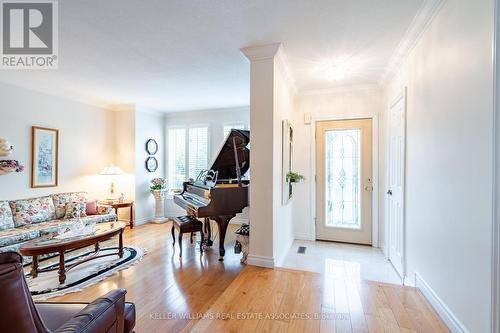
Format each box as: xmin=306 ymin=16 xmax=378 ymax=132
xmin=150 ymin=178 xmax=168 ymax=224
xmin=286 ymin=171 xmax=305 ymax=184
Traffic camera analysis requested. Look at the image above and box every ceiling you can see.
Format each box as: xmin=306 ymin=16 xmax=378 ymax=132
xmin=0 ymin=0 xmax=423 ymax=112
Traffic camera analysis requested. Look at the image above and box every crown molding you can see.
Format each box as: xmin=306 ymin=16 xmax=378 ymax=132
xmin=241 ymin=43 xmax=282 ymax=61
xmin=241 ymin=43 xmax=298 ymax=95
xmin=110 ymin=104 xmax=136 ymax=112
xmin=163 ymin=105 xmax=249 ymax=115
xmin=136 ymin=105 xmax=167 ymax=116
xmin=492 ymin=1 xmax=500 ymax=332
xmin=0 ymin=80 xmax=116 ymax=110
xmin=274 ymin=46 xmax=298 ymax=95
xmin=379 ymin=0 xmax=447 ymax=85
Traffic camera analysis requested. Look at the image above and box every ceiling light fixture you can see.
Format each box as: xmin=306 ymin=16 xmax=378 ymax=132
xmin=314 ymin=56 xmax=365 ymax=82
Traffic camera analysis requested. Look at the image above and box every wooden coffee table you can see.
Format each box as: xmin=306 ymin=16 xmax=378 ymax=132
xmin=19 ymin=221 xmax=126 ymax=284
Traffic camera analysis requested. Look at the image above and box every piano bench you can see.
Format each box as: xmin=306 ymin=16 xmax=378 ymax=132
xmin=171 ymin=216 xmax=204 ymax=257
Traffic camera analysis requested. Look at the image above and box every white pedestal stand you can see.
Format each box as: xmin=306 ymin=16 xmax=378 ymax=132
xmin=150 ymin=189 xmax=168 ymax=224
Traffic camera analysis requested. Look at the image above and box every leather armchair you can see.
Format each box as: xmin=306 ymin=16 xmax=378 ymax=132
xmin=0 ymin=251 xmax=136 ymax=333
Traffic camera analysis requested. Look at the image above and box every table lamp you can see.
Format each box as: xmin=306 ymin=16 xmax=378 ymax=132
xmin=100 ymin=165 xmax=124 ymax=201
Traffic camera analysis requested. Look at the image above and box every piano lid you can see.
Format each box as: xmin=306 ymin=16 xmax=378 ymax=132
xmin=210 ymin=129 xmax=250 ymax=180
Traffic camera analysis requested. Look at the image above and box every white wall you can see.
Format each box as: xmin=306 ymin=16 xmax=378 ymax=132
xmin=163 ymin=106 xmax=250 ymax=221
xmin=0 ymin=86 xmax=168 ymax=226
xmin=273 ymin=56 xmax=295 ymax=266
xmin=113 ymin=105 xmax=136 ymax=218
xmin=243 ymin=44 xmax=278 ymax=267
xmin=110 ymin=105 xmax=166 ymax=224
xmin=382 ymin=0 xmax=494 ymax=331
xmin=242 ymin=44 xmax=296 ymax=267
xmin=134 ymin=107 xmax=165 ymax=224
xmin=0 ymin=82 xmax=115 ymax=201
xmin=292 ymin=87 xmax=383 ymax=242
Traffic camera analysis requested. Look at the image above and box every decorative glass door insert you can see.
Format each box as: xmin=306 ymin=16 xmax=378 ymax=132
xmin=315 ymin=118 xmax=372 ymax=244
xmin=325 ymin=129 xmax=361 ymax=229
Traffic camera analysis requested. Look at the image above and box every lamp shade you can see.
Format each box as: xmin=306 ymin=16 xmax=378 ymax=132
xmin=100 ymin=165 xmax=124 ymax=175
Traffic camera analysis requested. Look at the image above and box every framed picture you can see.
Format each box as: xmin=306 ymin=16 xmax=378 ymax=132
xmin=31 ymin=126 xmax=59 ymax=188
xmin=145 ymin=139 xmax=158 ymax=155
xmin=145 ymin=156 xmax=158 ymax=172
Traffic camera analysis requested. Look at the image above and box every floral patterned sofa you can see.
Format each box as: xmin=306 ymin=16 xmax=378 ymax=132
xmin=0 ymin=192 xmax=117 ymax=259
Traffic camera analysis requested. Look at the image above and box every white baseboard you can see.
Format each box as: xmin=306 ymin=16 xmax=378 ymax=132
xmin=247 ymin=254 xmax=275 ymax=268
xmin=380 ymin=241 xmax=390 ymax=259
xmin=133 ymin=216 xmax=155 ymax=226
xmin=403 ymin=270 xmax=416 ymax=287
xmin=276 ymin=237 xmax=294 ymax=267
xmin=294 ymin=232 xmax=314 ymax=241
xmin=415 ymin=272 xmax=468 ymax=333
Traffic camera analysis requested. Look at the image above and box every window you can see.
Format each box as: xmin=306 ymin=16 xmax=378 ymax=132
xmin=223 ymin=123 xmax=245 ymax=139
xmin=167 ymin=128 xmax=186 ymax=190
xmin=188 ymin=127 xmax=208 ymax=179
xmin=167 ymin=126 xmax=209 ymax=189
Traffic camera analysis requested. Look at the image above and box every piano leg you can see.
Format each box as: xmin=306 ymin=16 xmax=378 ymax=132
xmin=213 ymin=214 xmax=236 ymax=261
xmin=204 ymin=218 xmax=213 ymax=246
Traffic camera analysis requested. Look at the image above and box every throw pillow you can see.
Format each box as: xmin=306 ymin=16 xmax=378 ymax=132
xmin=86 ymin=200 xmax=98 ymax=215
xmin=0 ymin=201 xmax=14 ymax=230
xmin=64 ymin=202 xmax=87 ymax=219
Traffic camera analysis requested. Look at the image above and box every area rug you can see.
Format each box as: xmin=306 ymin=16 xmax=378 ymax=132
xmin=26 ymin=245 xmax=145 ymax=300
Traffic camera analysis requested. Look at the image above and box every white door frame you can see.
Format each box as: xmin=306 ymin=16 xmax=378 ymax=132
xmin=310 ymin=114 xmax=379 ymax=247
xmin=386 ymin=88 xmax=407 ymax=282
xmin=492 ymin=0 xmax=500 ymax=331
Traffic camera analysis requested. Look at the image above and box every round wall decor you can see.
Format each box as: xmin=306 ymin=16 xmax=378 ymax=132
xmin=145 ymin=139 xmax=158 ymax=155
xmin=145 ymin=157 xmax=158 ymax=172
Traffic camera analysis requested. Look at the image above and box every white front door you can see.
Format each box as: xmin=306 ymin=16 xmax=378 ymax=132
xmin=387 ymin=92 xmax=406 ymax=278
xmin=315 ymin=119 xmax=373 ymax=245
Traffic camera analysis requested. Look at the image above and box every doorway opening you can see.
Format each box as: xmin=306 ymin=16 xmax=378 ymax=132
xmin=281 ymin=116 xmax=400 ymax=284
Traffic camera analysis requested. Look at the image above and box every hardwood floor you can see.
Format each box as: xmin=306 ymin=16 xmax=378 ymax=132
xmin=46 ymin=223 xmax=449 ymax=333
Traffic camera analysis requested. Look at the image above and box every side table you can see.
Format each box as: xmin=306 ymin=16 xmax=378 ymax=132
xmin=99 ymin=201 xmax=135 ymax=229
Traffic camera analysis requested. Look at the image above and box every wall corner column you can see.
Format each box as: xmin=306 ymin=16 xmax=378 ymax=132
xmin=241 ymin=43 xmax=282 ymax=268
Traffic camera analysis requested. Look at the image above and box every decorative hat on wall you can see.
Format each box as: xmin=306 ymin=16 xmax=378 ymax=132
xmin=0 ymin=139 xmax=13 ymax=156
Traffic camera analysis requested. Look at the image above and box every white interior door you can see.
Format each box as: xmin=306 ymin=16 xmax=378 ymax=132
xmin=316 ymin=119 xmax=373 ymax=245
xmin=387 ymin=92 xmax=406 ymax=278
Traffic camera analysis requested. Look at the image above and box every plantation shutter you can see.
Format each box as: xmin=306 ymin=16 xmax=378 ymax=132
xmin=188 ymin=127 xmax=209 ymax=179
xmin=167 ymin=128 xmax=186 ymax=190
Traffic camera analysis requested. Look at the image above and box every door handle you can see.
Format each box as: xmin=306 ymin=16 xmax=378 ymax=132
xmin=387 ymin=189 xmax=393 ymax=196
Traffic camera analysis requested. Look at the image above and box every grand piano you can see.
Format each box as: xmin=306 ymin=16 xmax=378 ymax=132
xmin=173 ymin=129 xmax=250 ymax=260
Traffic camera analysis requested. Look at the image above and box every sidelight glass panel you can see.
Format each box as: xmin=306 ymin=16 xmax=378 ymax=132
xmin=325 ymin=129 xmax=361 ymax=228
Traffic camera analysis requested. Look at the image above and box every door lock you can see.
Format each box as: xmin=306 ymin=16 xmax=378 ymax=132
xmin=387 ymin=189 xmax=393 ymax=196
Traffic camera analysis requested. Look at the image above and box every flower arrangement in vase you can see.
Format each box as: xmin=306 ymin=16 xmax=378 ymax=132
xmin=150 ymin=177 xmax=168 ymax=224
xmin=0 ymin=160 xmax=24 ymax=175
xmin=150 ymin=177 xmax=167 ymax=191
